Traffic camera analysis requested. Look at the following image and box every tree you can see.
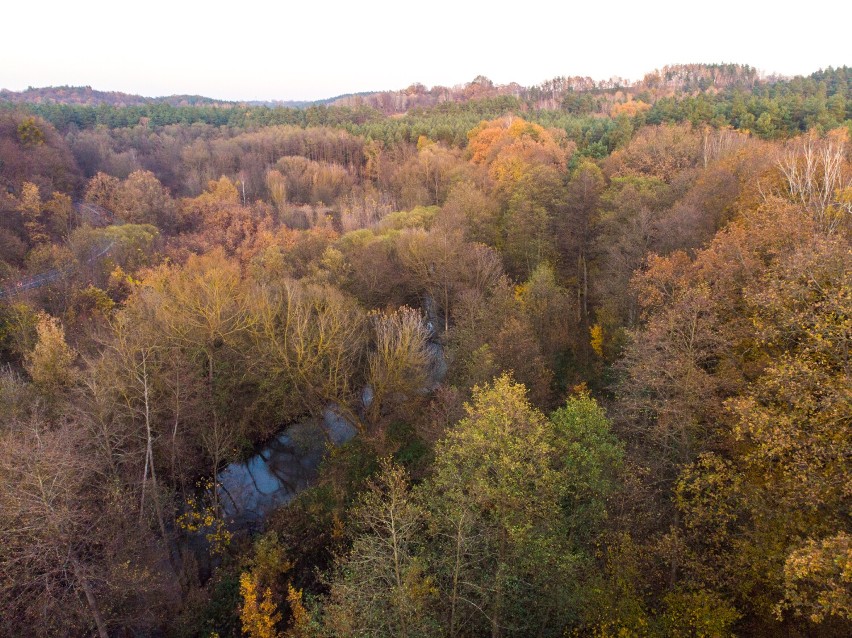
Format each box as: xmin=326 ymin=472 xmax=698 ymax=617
xmin=397 ymin=226 xmax=466 ymax=333
xmin=25 ymin=312 xmax=76 ymax=397
xmin=0 ymin=411 xmax=172 ymax=637
xmin=397 ymin=226 xmax=503 ymax=333
xmin=366 ymin=306 xmax=431 ymax=425
xmin=84 ymin=171 xmax=121 ymax=211
xmin=441 ymin=180 xmax=501 ymax=246
xmin=0 ymin=414 xmax=109 ymax=637
xmin=501 ymin=163 xmax=564 ymax=279
xmin=132 ymin=249 xmax=258 ymax=494
xmin=241 ymin=571 xmax=283 ymax=638
xmin=777 ymin=130 xmax=851 ymax=234
xmin=116 ymin=169 xmax=177 ymax=231
xmin=716 ymin=225 xmax=851 ymax=624
xmin=605 ymin=123 xmax=702 ymax=183
xmin=549 ymin=392 xmax=624 ymax=545
xmin=68 ymin=222 xmax=159 ymax=287
xmin=593 ymin=174 xmax=674 ymax=328
xmin=515 ymin=263 xmax=575 ymax=372
xmin=780 ymin=533 xmax=851 ymax=624
xmin=252 ymin=277 xmax=367 ymax=422
xmin=615 ymin=275 xmax=727 ymax=493
xmin=560 ymin=160 xmax=605 ymax=326
xmin=18 ymin=181 xmax=49 ymax=245
xmin=615 ymin=193 xmax=851 ymax=633
xmin=467 ymin=117 xmax=570 ymax=185
xmin=449 ymin=277 xmax=554 ymax=407
xmin=109 ymin=313 xmax=174 ymax=549
xmin=425 ymin=375 xmax=567 ymax=637
xmin=0 ymin=112 xmax=81 ymax=194
xmin=323 ymin=459 xmax=435 ymax=637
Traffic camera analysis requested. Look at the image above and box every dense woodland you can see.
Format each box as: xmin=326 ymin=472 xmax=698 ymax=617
xmin=0 ymin=64 xmax=850 ymax=637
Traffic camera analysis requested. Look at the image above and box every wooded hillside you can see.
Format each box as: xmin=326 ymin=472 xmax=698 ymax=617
xmin=0 ymin=64 xmax=849 ymax=637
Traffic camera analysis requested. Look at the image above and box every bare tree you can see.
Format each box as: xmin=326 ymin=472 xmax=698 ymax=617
xmin=323 ymin=460 xmax=434 ymax=637
xmin=366 ymin=306 xmax=431 ymax=425
xmin=0 ymin=413 xmax=110 ymax=637
xmin=778 ymin=132 xmax=851 ymax=233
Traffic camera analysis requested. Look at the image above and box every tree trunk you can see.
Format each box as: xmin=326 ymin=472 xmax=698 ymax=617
xmin=390 ymin=508 xmax=409 ymax=638
xmin=71 ymin=556 xmax=109 ymax=638
xmin=491 ymin=530 xmax=506 ymax=638
xmin=449 ymin=511 xmax=466 ymax=638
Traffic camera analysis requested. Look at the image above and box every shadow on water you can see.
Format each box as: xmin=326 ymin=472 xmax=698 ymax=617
xmin=217 ymin=406 xmax=357 ymax=527
xmin=217 ymin=331 xmax=447 ymax=529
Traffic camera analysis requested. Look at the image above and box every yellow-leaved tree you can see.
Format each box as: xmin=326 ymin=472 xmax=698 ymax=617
xmin=240 ymin=571 xmax=282 ymax=638
xmin=25 ymin=312 xmax=76 ymax=394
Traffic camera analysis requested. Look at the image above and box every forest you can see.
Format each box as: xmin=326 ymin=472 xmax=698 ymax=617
xmin=0 ymin=64 xmax=849 ymax=637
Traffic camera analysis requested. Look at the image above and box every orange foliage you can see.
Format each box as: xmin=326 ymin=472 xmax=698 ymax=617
xmin=610 ymin=100 xmax=651 ymax=118
xmin=466 ymin=117 xmax=571 ymax=189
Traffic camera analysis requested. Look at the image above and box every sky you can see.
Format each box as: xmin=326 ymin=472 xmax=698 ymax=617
xmin=2 ymin=1 xmax=850 ymax=102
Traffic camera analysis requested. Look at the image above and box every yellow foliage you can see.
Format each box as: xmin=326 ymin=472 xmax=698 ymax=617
xmin=416 ymin=135 xmax=434 ymax=151
xmin=466 ymin=121 xmax=505 ymax=164
xmin=185 ymin=176 xmax=241 ymax=214
xmin=660 ymin=588 xmax=740 ymax=637
xmin=176 ymin=481 xmax=232 ymax=555
xmin=611 ymin=100 xmax=651 ymax=118
xmin=780 ymin=532 xmax=852 ymax=623
xmin=590 ymin=323 xmax=605 ymax=358
xmin=25 ymin=313 xmax=76 ymax=391
xmin=331 ymin=512 xmax=345 ymax=540
xmin=20 ymin=182 xmax=42 ymax=216
xmin=571 ymin=382 xmax=590 ymax=397
xmin=19 ymin=182 xmax=49 ymax=244
xmin=17 ymin=117 xmax=45 ymax=145
xmin=251 ymin=532 xmax=293 ymax=586
xmin=240 ymin=571 xmax=282 ymax=638
xmin=285 ymin=584 xmax=314 ymax=638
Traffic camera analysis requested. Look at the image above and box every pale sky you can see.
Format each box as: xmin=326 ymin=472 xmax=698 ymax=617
xmin=2 ymin=1 xmax=849 ymax=102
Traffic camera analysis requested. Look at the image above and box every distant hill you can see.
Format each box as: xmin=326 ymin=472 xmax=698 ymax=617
xmin=0 ymin=85 xmax=241 ymax=107
xmin=3 ymin=65 xmax=849 ymax=116
xmin=243 ymin=93 xmax=384 ymax=108
xmin=0 ymin=86 xmax=392 ymax=110
xmin=326 ymin=64 xmax=770 ymax=114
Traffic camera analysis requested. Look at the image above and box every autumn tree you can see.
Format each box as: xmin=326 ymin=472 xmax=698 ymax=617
xmin=559 ymin=160 xmax=605 ymax=326
xmin=25 ymin=312 xmax=76 ymax=398
xmin=323 ymin=460 xmax=435 ymax=637
xmin=501 ymin=163 xmax=565 ymax=278
xmin=467 ymin=116 xmax=570 ymax=185
xmin=0 ymin=112 xmax=81 ymax=195
xmin=448 ymin=277 xmax=553 ymax=406
xmin=0 ymin=415 xmax=111 ymax=637
xmin=440 ymin=180 xmax=501 ymax=246
xmin=777 ymin=129 xmax=851 ymax=234
xmin=116 ymin=169 xmax=178 ymax=231
xmin=604 ymin=123 xmax=702 ymax=184
xmin=18 ymin=181 xmax=49 ymax=245
xmin=84 ymin=171 xmax=121 ymax=212
xmin=131 ymin=249 xmax=259 ymax=490
xmin=425 ymin=375 xmax=571 ymax=637
xmin=614 ymin=193 xmax=851 ymax=633
xmin=366 ymin=306 xmax=431 ymax=425
xmin=252 ymin=277 xmax=367 ymax=423
xmin=15 ymin=180 xmax=74 ymax=247
xmin=241 ymin=571 xmax=283 ymax=638
xmin=466 ymin=116 xmax=572 ymax=279
xmin=515 ymin=263 xmax=575 ymax=370
xmin=0 ymin=412 xmax=173 ymax=638
xmin=396 ymin=226 xmax=462 ymax=332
